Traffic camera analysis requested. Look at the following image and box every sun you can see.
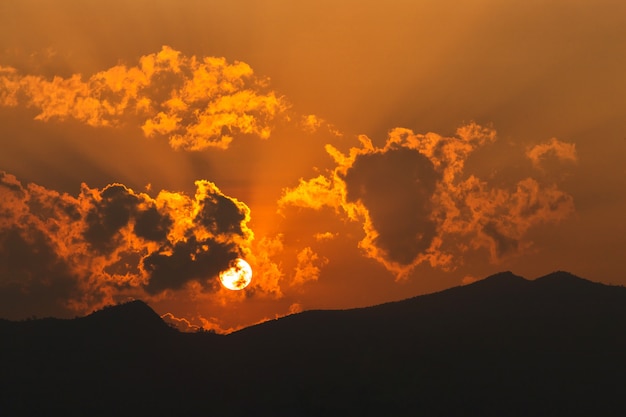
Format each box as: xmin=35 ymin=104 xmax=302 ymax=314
xmin=219 ymin=258 xmax=253 ymax=290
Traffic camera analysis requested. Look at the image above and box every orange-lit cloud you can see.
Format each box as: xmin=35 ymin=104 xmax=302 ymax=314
xmin=313 ymin=232 xmax=337 ymax=241
xmin=300 ymin=114 xmax=343 ymax=137
xmin=161 ymin=311 xmax=245 ymax=334
xmin=461 ymin=275 xmax=479 ymax=285
xmin=0 ymin=46 xmax=289 ymax=150
xmin=161 ymin=312 xmax=201 ymax=332
xmin=288 ymin=303 xmax=304 ymax=315
xmin=292 ymin=247 xmax=328 ymax=286
xmin=0 ymin=171 xmax=254 ymax=318
xmin=526 ymin=138 xmax=578 ymax=168
xmin=245 ymin=234 xmax=284 ymax=298
xmin=279 ymin=123 xmax=575 ymax=278
xmin=277 ymin=175 xmax=343 ymax=213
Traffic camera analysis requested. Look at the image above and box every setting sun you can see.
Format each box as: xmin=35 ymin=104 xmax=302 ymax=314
xmin=219 ymin=258 xmax=252 ymax=291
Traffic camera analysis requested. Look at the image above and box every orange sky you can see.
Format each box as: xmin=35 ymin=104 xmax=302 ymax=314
xmin=1 ymin=0 xmax=625 ymax=332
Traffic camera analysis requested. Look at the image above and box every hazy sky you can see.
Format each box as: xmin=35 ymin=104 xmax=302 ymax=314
xmin=1 ymin=0 xmax=625 ymax=332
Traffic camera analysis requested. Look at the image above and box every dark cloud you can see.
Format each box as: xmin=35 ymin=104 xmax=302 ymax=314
xmin=195 ymin=191 xmax=247 ymax=236
xmin=341 ymin=147 xmax=439 ymax=265
xmin=103 ymin=250 xmax=143 ymax=278
xmin=83 ymin=183 xmax=176 ymax=251
xmin=143 ymin=183 xmax=252 ymax=295
xmin=482 ymin=222 xmax=519 ymax=259
xmin=280 ymin=123 xmax=576 ymax=277
xmin=142 ymin=236 xmax=237 ymax=295
xmin=0 ymin=225 xmax=80 ymax=319
xmin=134 ymin=206 xmax=172 ymax=242
xmin=83 ymin=184 xmax=142 ymax=252
xmin=0 ymin=173 xmax=253 ymax=318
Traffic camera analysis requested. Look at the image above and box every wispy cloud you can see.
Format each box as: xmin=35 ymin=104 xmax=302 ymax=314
xmin=526 ymin=138 xmax=578 ymax=168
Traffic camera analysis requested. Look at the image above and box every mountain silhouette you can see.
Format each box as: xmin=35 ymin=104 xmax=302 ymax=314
xmin=1 ymin=271 xmax=625 ymax=417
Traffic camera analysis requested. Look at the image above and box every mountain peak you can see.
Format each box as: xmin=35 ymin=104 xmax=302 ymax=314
xmin=535 ymin=270 xmax=585 ymax=282
xmin=482 ymin=270 xmax=526 ymax=282
xmin=81 ymin=300 xmax=172 ymax=335
xmin=467 ymin=270 xmax=528 ymax=290
xmin=532 ymin=270 xmax=604 ymax=293
xmin=87 ymin=299 xmax=157 ymax=318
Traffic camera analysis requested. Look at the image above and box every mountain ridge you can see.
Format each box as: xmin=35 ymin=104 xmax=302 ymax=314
xmin=1 ymin=269 xmax=619 ymax=336
xmin=2 ymin=270 xmax=625 ymax=417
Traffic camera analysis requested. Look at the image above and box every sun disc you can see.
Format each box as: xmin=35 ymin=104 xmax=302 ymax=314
xmin=219 ymin=258 xmax=252 ymax=290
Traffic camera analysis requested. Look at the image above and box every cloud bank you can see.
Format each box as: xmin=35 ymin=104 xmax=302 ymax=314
xmin=0 ymin=46 xmax=288 ymax=150
xmin=0 ymin=172 xmax=253 ymax=318
xmin=280 ymin=123 xmax=575 ymax=278
xmin=0 ymin=44 xmax=582 ymax=329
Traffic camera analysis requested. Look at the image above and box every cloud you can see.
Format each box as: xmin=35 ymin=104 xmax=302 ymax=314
xmin=461 ymin=275 xmax=478 ymax=285
xmin=0 ymin=171 xmax=253 ymax=318
xmin=0 ymin=225 xmax=79 ymax=319
xmin=341 ymin=146 xmax=439 ymax=266
xmin=279 ymin=123 xmax=575 ymax=278
xmin=526 ymin=138 xmax=578 ymax=168
xmin=313 ymin=232 xmax=337 ymax=241
xmin=300 ymin=114 xmax=343 ymax=137
xmin=301 ymin=114 xmax=323 ymax=133
xmin=161 ymin=312 xmax=201 ymax=332
xmin=288 ymin=303 xmax=303 ymax=315
xmin=292 ymin=247 xmax=328 ymax=286
xmin=163 ymin=310 xmax=241 ymax=334
xmin=0 ymin=46 xmax=289 ymax=150
xmin=276 ymin=175 xmax=343 ymax=213
xmin=197 ymin=315 xmax=241 ymax=334
xmin=245 ymin=234 xmax=284 ymax=298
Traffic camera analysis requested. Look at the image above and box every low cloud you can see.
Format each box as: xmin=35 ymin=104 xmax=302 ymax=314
xmin=461 ymin=275 xmax=478 ymax=285
xmin=279 ymin=123 xmax=575 ymax=278
xmin=0 ymin=46 xmax=289 ymax=150
xmin=161 ymin=312 xmax=201 ymax=332
xmin=0 ymin=171 xmax=253 ymax=318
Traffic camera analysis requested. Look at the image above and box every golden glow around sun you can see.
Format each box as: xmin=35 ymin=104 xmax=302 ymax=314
xmin=219 ymin=258 xmax=253 ymax=290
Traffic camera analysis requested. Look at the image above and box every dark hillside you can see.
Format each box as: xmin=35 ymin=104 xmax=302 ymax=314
xmin=1 ymin=272 xmax=625 ymax=416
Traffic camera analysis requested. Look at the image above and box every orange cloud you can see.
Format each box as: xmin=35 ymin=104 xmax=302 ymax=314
xmin=292 ymin=247 xmax=328 ymax=286
xmin=279 ymin=123 xmax=576 ymax=278
xmin=313 ymin=232 xmax=337 ymax=241
xmin=526 ymin=138 xmax=578 ymax=168
xmin=300 ymin=114 xmax=343 ymax=137
xmin=245 ymin=234 xmax=285 ymax=298
xmin=0 ymin=171 xmax=254 ymax=319
xmin=161 ymin=312 xmax=201 ymax=332
xmin=197 ymin=315 xmax=242 ymax=334
xmin=162 ymin=310 xmax=245 ymax=334
xmin=277 ymin=175 xmax=343 ymax=213
xmin=461 ymin=275 xmax=478 ymax=285
xmin=0 ymin=46 xmax=289 ymax=150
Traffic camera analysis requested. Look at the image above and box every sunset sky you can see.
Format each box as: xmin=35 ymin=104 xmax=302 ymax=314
xmin=1 ymin=0 xmax=625 ymax=332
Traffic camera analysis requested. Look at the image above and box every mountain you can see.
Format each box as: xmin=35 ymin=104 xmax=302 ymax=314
xmin=1 ymin=271 xmax=626 ymax=417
